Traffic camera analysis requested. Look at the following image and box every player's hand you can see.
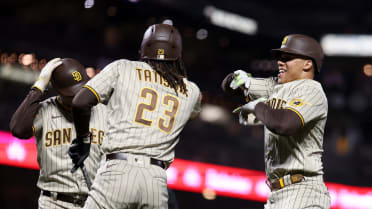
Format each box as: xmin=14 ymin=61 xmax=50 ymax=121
xmin=68 ymin=133 xmax=92 ymax=173
xmin=32 ymin=58 xmax=62 ymax=93
xmin=221 ymin=73 xmax=235 ymax=93
xmin=229 ymin=70 xmax=252 ymax=91
xmin=238 ymin=112 xmax=262 ymax=126
xmin=233 ymin=97 xmax=267 ymax=114
xmin=233 ymin=97 xmax=266 ymax=126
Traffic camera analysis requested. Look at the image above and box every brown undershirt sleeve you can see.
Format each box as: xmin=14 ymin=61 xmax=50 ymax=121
xmin=72 ymin=87 xmax=99 ymax=137
xmin=254 ymin=102 xmax=303 ymax=136
xmin=9 ymin=88 xmax=43 ymax=139
xmin=221 ymin=73 xmax=245 ymax=96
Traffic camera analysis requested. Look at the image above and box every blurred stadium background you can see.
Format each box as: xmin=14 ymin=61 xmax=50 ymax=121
xmin=0 ymin=0 xmax=371 ymax=208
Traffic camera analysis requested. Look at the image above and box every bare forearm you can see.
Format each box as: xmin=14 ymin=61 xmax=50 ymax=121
xmin=10 ymin=88 xmax=42 ymax=139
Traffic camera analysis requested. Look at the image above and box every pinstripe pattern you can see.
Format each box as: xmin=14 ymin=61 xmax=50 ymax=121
xmin=33 ymin=97 xmax=107 ymax=208
xmin=247 ymin=78 xmax=330 ymax=208
xmin=247 ymin=77 xmax=277 ymax=100
xmin=82 ymin=59 xmax=201 ymax=209
xmin=264 ymin=79 xmax=327 ymax=180
xmin=265 ymin=176 xmax=331 ymax=209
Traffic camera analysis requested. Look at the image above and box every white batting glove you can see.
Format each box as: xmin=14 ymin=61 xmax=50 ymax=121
xmin=238 ymin=113 xmax=260 ymax=126
xmin=233 ymin=97 xmax=267 ymax=114
xmin=229 ymin=70 xmax=252 ymax=92
xmin=32 ymin=58 xmax=62 ymax=92
xmin=233 ymin=97 xmax=267 ymax=126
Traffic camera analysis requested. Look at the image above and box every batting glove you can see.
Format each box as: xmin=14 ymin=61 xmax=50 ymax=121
xmin=233 ymin=97 xmax=267 ymax=126
xmin=229 ymin=70 xmax=252 ymax=93
xmin=237 ymin=113 xmax=262 ymax=126
xmin=32 ymin=58 xmax=62 ymax=93
xmin=68 ymin=133 xmax=92 ymax=173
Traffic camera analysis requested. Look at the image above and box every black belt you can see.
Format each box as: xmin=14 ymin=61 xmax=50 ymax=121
xmin=42 ymin=190 xmax=87 ymax=207
xmin=106 ymin=153 xmax=169 ymax=169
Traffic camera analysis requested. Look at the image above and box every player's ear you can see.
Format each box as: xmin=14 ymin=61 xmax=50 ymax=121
xmin=303 ymin=60 xmax=313 ymax=72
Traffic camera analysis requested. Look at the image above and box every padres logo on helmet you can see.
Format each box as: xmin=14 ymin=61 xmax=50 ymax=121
xmin=72 ymin=71 xmax=82 ymax=82
xmin=51 ymin=58 xmax=89 ymax=96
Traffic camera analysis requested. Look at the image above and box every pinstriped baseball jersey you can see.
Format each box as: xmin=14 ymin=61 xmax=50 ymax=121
xmin=248 ymin=79 xmax=327 ymax=181
xmin=84 ymin=59 xmax=201 ymax=163
xmin=246 ymin=77 xmax=277 ymax=100
xmin=33 ymin=96 xmax=107 ymax=195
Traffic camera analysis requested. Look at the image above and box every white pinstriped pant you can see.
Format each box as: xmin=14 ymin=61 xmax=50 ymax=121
xmin=83 ymin=154 xmax=168 ymax=209
xmin=264 ymin=175 xmax=331 ymax=209
xmin=38 ymin=193 xmax=83 ymax=209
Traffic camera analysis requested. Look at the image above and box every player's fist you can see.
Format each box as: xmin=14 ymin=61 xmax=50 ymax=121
xmin=32 ymin=58 xmax=62 ymax=93
xmin=221 ymin=73 xmax=235 ymax=93
xmin=233 ymin=97 xmax=267 ymax=114
xmin=68 ymin=133 xmax=92 ymax=173
xmin=229 ymin=70 xmax=252 ymax=90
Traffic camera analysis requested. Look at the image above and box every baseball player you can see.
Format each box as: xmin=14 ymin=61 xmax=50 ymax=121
xmin=222 ymin=34 xmax=331 ymax=208
xmin=10 ymin=58 xmax=107 ymax=209
xmin=68 ymin=21 xmax=201 ymax=209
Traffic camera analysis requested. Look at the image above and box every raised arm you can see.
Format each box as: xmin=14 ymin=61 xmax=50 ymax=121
xmin=10 ymin=58 xmax=62 ymax=139
xmin=10 ymin=88 xmax=42 ymax=139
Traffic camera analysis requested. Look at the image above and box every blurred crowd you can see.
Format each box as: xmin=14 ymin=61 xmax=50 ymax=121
xmin=0 ymin=50 xmax=99 ymax=78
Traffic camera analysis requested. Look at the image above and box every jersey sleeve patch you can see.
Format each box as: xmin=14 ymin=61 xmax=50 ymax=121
xmin=289 ymin=98 xmax=312 ymax=108
xmin=83 ymin=85 xmax=101 ymax=103
xmin=286 ymin=107 xmax=304 ymax=126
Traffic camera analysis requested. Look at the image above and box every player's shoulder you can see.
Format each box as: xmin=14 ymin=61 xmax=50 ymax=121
xmin=39 ymin=96 xmax=58 ymax=107
xmin=106 ymin=59 xmax=152 ymax=73
xmin=291 ymin=79 xmax=324 ymax=92
xmin=292 ymin=79 xmax=327 ymax=101
xmin=184 ymin=79 xmax=201 ymax=94
xmin=112 ymin=59 xmax=149 ymax=68
xmin=37 ymin=96 xmax=58 ymax=114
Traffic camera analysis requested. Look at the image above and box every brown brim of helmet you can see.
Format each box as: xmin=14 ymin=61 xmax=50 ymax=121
xmin=54 ymin=84 xmax=85 ymax=97
xmin=271 ymin=48 xmax=299 ymax=57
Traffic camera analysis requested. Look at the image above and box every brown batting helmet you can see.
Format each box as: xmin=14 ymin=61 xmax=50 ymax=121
xmin=272 ymin=34 xmax=324 ymax=72
xmin=50 ymin=58 xmax=89 ymax=96
xmin=139 ymin=22 xmax=182 ymax=61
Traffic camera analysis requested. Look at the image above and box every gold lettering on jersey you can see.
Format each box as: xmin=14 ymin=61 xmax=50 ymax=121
xmin=98 ymin=130 xmax=104 ymax=145
xmin=63 ymin=128 xmax=71 ymax=144
xmin=44 ymin=128 xmax=104 ymax=147
xmin=72 ymin=71 xmax=82 ymax=82
xmin=144 ymin=69 xmax=152 ymax=82
xmin=158 ymin=94 xmax=180 ymax=133
xmin=90 ymin=128 xmax=99 ymax=144
xmin=134 ymin=88 xmax=158 ymax=127
xmin=136 ymin=68 xmax=143 ymax=81
xmin=53 ymin=129 xmax=61 ymax=146
xmin=163 ymin=77 xmax=169 ymax=87
xmin=45 ymin=132 xmax=52 ymax=147
xmin=154 ymin=71 xmax=159 ymax=83
xmin=135 ymin=68 xmax=187 ymax=96
xmin=268 ymin=98 xmax=287 ymax=109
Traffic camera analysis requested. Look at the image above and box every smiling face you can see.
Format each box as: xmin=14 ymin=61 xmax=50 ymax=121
xmin=276 ymin=53 xmax=314 ymax=84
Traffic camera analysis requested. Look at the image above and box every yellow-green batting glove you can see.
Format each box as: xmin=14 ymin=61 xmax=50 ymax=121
xmin=229 ymin=70 xmax=252 ymax=92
